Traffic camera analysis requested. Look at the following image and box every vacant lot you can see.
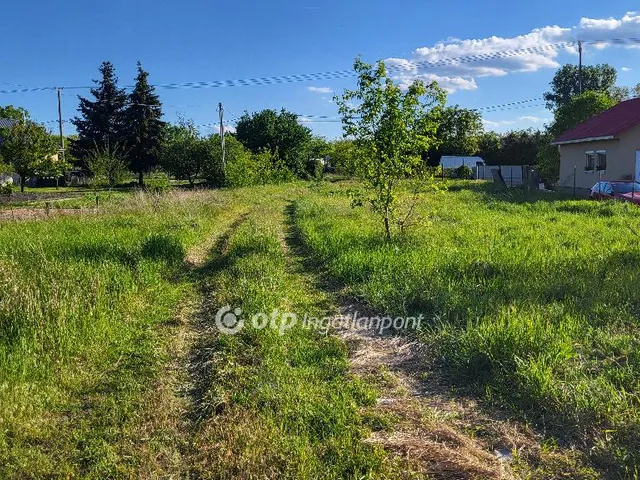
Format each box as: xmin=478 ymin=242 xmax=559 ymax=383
xmin=1 ymin=181 xmax=638 ymax=478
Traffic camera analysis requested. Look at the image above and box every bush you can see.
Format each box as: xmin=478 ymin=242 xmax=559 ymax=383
xmin=0 ymin=183 xmax=12 ymax=195
xmin=306 ymin=158 xmax=324 ymax=181
xmin=453 ymin=164 xmax=473 ymax=179
xmin=225 ymin=149 xmax=293 ymax=187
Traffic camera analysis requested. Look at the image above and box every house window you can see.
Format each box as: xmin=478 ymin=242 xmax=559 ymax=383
xmin=596 ymin=151 xmax=607 ymax=171
xmin=585 ymin=152 xmax=596 ymax=171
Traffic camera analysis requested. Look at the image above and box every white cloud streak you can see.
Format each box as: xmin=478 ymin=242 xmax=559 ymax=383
xmin=519 ymin=115 xmax=552 ymax=123
xmin=482 ymin=119 xmax=515 ymax=128
xmin=385 ymin=12 xmax=640 ymax=93
xmin=307 ymin=86 xmax=333 ymax=94
xmin=621 ymin=66 xmax=632 ymax=71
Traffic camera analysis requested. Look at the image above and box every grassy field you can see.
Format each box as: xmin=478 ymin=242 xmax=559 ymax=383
xmin=294 ymin=180 xmax=640 ymax=477
xmin=1 ymin=180 xmax=639 ymax=478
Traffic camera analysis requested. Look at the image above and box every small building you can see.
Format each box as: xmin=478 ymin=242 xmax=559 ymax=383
xmin=552 ymin=98 xmax=640 ymax=193
xmin=440 ymin=156 xmax=485 ymax=169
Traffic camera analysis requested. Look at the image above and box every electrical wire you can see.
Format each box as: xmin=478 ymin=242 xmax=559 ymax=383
xmin=7 ymin=38 xmax=640 ymax=96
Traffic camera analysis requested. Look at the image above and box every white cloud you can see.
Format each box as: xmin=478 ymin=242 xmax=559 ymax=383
xmin=307 ymin=86 xmax=333 ymax=94
xmin=519 ymin=115 xmax=552 ymax=123
xmin=385 ymin=12 xmax=640 ymax=93
xmin=298 ymin=116 xmax=313 ymax=124
xmin=224 ymin=125 xmax=237 ymax=134
xmin=482 ymin=119 xmax=515 ymax=128
xmin=621 ymin=66 xmax=632 ymax=71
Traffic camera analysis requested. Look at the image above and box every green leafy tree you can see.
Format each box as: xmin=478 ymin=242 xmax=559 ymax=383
xmin=72 ymin=61 xmax=128 ymax=162
xmin=551 ymin=91 xmax=617 ymax=136
xmin=0 ymin=121 xmax=57 ymax=192
xmin=33 ymin=152 xmax=71 ymax=188
xmin=329 ymin=139 xmax=359 ymax=177
xmin=499 ymin=129 xmax=546 ymax=166
xmin=235 ymin=109 xmax=312 ymax=176
xmin=124 ymin=62 xmax=165 ymax=186
xmin=543 ymin=64 xmax=617 ymax=110
xmin=0 ymin=105 xmax=29 ymax=123
xmin=161 ymin=118 xmax=203 ymax=187
xmin=336 ymin=58 xmax=445 ymax=240
xmin=202 ymin=133 xmax=245 ymax=186
xmin=426 ymin=105 xmax=483 ymax=165
xmin=86 ymin=143 xmax=129 ymax=189
xmin=477 ymin=131 xmax=502 ymax=165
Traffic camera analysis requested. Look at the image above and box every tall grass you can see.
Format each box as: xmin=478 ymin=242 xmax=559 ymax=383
xmin=0 ymin=191 xmax=227 ymax=477
xmin=293 ymin=181 xmax=640 ymax=477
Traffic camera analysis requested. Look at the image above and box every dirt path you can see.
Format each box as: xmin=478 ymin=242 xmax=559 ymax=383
xmin=282 ymin=205 xmax=591 ymax=480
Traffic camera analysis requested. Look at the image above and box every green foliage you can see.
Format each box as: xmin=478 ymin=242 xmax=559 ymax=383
xmin=235 ymin=109 xmax=312 ymax=176
xmin=87 ymin=143 xmax=130 ymax=188
xmin=71 ymin=61 xmax=128 ymax=161
xmin=225 ymin=148 xmax=293 ymax=187
xmin=477 ymin=131 xmax=502 ymax=165
xmin=427 ymin=105 xmax=483 ymax=165
xmin=0 ymin=121 xmax=58 ymax=192
xmin=544 ymin=63 xmax=617 ymax=110
xmin=201 ymin=133 xmax=237 ymax=186
xmin=453 ymin=164 xmax=473 ymax=179
xmin=336 ymin=57 xmax=446 ymax=239
xmin=0 ymin=183 xmax=12 ymax=195
xmin=328 ymin=139 xmax=359 ymax=177
xmin=161 ymin=118 xmax=204 ymax=186
xmin=499 ymin=129 xmax=546 ymax=166
xmin=0 ymin=191 xmax=229 ymax=477
xmin=124 ymin=62 xmax=165 ymax=186
xmin=551 ymin=91 xmax=617 ymax=137
xmin=294 ymin=181 xmax=640 ymax=476
xmin=0 ymin=105 xmax=29 ymax=123
xmin=535 ymin=135 xmax=560 ymax=184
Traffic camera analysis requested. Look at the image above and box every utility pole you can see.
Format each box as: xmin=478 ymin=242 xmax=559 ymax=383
xmin=57 ymin=88 xmax=65 ymax=162
xmin=578 ymin=40 xmax=583 ymax=94
xmin=218 ymin=102 xmax=226 ymax=178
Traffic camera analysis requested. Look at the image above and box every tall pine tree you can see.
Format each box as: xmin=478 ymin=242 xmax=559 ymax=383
xmin=71 ymin=61 xmax=127 ymax=163
xmin=125 ymin=62 xmax=165 ymax=186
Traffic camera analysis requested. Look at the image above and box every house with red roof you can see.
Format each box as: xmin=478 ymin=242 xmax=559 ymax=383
xmin=552 ymin=97 xmax=640 ymax=192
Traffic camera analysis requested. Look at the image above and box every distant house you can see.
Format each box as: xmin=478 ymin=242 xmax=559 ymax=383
xmin=552 ymin=98 xmax=640 ymax=192
xmin=440 ymin=156 xmax=485 ymax=169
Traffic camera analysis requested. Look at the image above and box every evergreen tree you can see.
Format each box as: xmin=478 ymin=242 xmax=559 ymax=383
xmin=124 ymin=62 xmax=165 ymax=186
xmin=71 ymin=61 xmax=128 ymax=164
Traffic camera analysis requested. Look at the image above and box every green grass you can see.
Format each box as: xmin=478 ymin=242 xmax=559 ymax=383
xmin=0 ymin=190 xmax=230 ymax=477
xmin=189 ymin=196 xmax=405 ymax=479
xmin=293 ymin=180 xmax=640 ymax=477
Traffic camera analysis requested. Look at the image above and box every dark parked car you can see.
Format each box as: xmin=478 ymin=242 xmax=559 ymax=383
xmin=590 ymin=181 xmax=640 ymax=205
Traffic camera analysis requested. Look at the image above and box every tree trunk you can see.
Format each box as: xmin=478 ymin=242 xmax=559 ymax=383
xmin=383 ymin=215 xmax=391 ymax=242
xmin=138 ymin=171 xmax=144 ymax=187
xmin=20 ymin=177 xmax=25 ymax=193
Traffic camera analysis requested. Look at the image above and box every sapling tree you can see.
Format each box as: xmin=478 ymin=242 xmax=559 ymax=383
xmin=335 ymin=58 xmax=445 ymax=240
xmin=87 ymin=143 xmax=129 ymax=189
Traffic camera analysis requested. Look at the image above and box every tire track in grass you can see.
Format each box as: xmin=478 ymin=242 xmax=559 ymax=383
xmin=128 ymin=208 xmax=249 ymax=478
xmin=284 ymin=201 xmax=594 ymax=480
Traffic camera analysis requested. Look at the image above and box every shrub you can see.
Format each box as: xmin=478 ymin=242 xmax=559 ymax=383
xmin=453 ymin=164 xmax=473 ymax=179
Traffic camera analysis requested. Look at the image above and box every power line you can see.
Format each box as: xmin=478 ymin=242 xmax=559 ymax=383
xmin=6 ymin=39 xmax=639 ymax=96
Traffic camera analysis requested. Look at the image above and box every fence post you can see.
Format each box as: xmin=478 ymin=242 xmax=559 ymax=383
xmin=45 ymin=201 xmax=51 ymax=216
xmin=573 ymin=164 xmax=577 ymax=199
xmin=95 ymin=195 xmax=99 ymax=209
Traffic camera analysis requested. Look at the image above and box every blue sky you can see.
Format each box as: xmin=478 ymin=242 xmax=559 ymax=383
xmin=0 ymin=0 xmax=638 ymax=139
